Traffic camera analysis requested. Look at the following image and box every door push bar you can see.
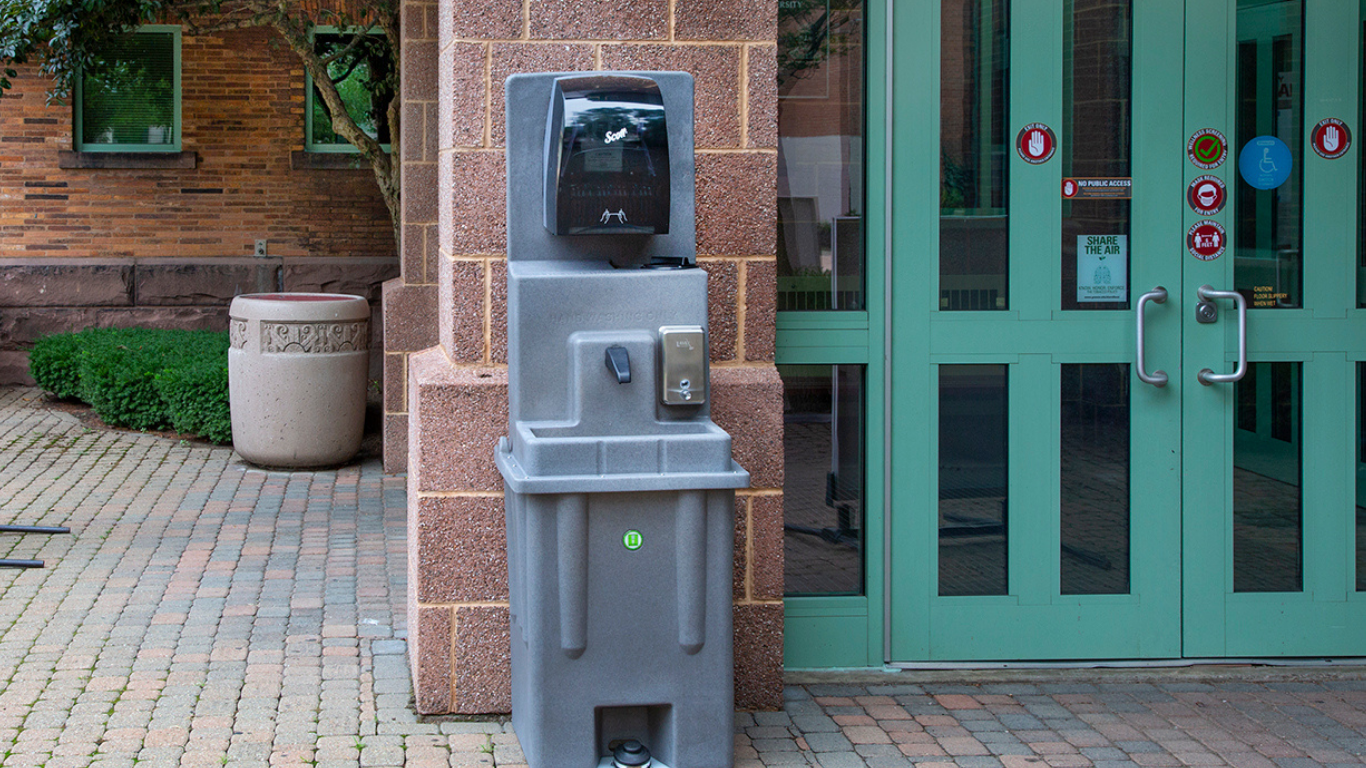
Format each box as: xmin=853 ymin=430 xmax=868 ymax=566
xmin=1136 ymin=286 xmax=1168 ymax=387
xmin=1195 ymin=285 xmax=1247 ymax=385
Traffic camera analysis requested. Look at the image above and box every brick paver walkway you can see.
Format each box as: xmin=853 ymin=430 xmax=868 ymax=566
xmin=752 ymin=676 xmax=1366 ymax=768
xmin=0 ymin=386 xmax=1364 ymax=768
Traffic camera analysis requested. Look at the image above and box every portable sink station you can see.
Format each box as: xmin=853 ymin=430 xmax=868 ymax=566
xmin=495 ymin=72 xmax=749 ymax=768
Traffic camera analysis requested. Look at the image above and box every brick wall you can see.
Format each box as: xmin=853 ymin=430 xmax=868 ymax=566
xmin=392 ymin=0 xmax=784 ymax=715
xmin=0 ymin=25 xmax=398 ymax=382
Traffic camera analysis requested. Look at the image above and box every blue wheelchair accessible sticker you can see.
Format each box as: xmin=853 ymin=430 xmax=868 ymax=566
xmin=1238 ymin=135 xmax=1292 ymax=190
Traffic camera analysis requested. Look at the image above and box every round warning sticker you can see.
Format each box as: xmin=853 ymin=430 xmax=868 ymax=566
xmin=1187 ymin=220 xmax=1227 ymax=261
xmin=1187 ymin=128 xmax=1228 ymax=170
xmin=1016 ymin=123 xmax=1057 ymax=164
xmin=1187 ymin=175 xmax=1227 ymax=216
xmin=1311 ymin=118 xmax=1351 ymax=160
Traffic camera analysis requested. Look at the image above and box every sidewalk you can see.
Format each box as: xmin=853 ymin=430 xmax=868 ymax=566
xmin=0 ymin=386 xmax=1363 ymax=768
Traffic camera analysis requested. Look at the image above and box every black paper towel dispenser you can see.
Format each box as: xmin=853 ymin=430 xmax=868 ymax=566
xmin=544 ymin=74 xmax=671 ymax=236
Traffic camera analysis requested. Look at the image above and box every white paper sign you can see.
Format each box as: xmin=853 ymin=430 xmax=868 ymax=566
xmin=1077 ymin=235 xmax=1127 ymax=303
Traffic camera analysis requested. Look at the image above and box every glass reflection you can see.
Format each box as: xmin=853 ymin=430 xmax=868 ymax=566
xmin=1234 ymin=0 xmax=1303 ymax=308
xmin=1061 ymin=0 xmax=1131 ymax=311
xmin=939 ymin=364 xmax=1008 ymax=596
xmin=777 ymin=0 xmax=866 ymax=311
xmin=1233 ymin=362 xmax=1302 ymax=593
xmin=1060 ymin=364 xmax=1130 ymax=595
xmin=82 ymin=32 xmax=177 ymax=147
xmin=940 ymin=0 xmax=1009 ymax=311
xmin=1358 ymin=363 xmax=1365 ymax=591
xmin=780 ymin=365 xmax=865 ymax=596
xmin=1360 ymin=18 xmax=1365 ymax=308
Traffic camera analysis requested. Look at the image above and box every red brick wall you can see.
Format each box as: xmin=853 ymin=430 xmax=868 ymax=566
xmin=0 ymin=27 xmax=394 ymax=261
xmin=0 ymin=25 xmax=399 ymax=384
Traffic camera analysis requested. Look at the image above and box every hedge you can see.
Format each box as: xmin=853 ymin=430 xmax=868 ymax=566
xmin=29 ymin=328 xmax=232 ymax=444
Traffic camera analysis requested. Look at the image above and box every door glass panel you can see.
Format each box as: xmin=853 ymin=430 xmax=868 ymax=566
xmin=1359 ymin=363 xmax=1365 ymax=591
xmin=939 ymin=364 xmax=1008 ymax=596
xmin=1233 ymin=362 xmax=1302 ymax=592
xmin=1060 ymin=364 xmax=1130 ymax=594
xmin=776 ymin=0 xmax=866 ymax=311
xmin=779 ymin=364 xmax=865 ymax=596
xmin=1235 ymin=0 xmax=1303 ymax=309
xmin=1061 ymin=0 xmax=1132 ymax=311
xmin=941 ymin=1 xmax=1009 ymax=311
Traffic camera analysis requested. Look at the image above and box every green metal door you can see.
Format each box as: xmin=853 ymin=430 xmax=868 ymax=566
xmin=885 ymin=0 xmax=1366 ymax=662
xmin=1181 ymin=0 xmax=1366 ymax=656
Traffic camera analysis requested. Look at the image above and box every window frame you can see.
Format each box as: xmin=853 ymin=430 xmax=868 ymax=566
xmin=305 ymin=26 xmax=393 ymax=154
xmin=73 ymin=24 xmax=183 ymax=154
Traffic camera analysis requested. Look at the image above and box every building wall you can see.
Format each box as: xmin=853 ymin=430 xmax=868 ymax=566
xmin=0 ymin=26 xmax=398 ymax=382
xmin=393 ymin=0 xmax=785 ymax=714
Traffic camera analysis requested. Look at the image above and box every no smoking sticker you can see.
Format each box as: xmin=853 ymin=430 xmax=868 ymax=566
xmin=1188 ymin=128 xmax=1228 ymax=169
xmin=1187 ymin=175 xmax=1226 ymax=216
xmin=1016 ymin=123 xmax=1057 ymax=164
xmin=1187 ymin=220 xmax=1227 ymax=261
xmin=1311 ymin=118 xmax=1351 ymax=159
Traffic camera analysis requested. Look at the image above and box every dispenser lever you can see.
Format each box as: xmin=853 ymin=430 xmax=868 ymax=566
xmin=605 ymin=346 xmax=631 ymax=383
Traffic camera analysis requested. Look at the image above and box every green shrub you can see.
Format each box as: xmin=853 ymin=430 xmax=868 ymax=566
xmin=79 ymin=331 xmax=174 ymax=431
xmin=155 ymin=352 xmax=231 ymax=444
xmin=28 ymin=327 xmax=232 ymax=444
xmin=28 ymin=331 xmax=84 ymax=399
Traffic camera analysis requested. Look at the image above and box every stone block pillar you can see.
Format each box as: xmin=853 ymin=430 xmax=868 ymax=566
xmin=403 ymin=0 xmax=783 ymax=714
xmin=383 ymin=0 xmax=442 ymax=472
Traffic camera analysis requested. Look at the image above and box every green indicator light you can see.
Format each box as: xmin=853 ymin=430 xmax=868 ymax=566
xmin=623 ymin=530 xmax=643 ymax=551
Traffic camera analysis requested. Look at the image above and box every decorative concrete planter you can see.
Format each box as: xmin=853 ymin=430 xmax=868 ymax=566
xmin=229 ymin=293 xmax=370 ymax=468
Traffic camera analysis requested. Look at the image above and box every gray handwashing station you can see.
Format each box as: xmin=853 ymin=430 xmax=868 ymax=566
xmin=496 ymin=71 xmax=749 ymax=768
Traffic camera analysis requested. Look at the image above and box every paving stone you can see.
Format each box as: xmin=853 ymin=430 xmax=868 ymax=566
xmin=3 ymin=387 xmax=1366 ymax=768
xmin=752 ymin=725 xmax=799 ymax=739
xmin=756 ymin=711 xmax=796 ymax=727
xmin=793 ymin=714 xmax=842 ymax=733
xmin=816 ymin=752 xmax=869 ymax=768
xmin=761 ymin=751 xmax=815 ymax=766
xmin=805 ymin=731 xmax=855 ymax=752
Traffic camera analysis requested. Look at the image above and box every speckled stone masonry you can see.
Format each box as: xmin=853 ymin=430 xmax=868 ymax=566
xmin=397 ymin=0 xmax=784 ymax=715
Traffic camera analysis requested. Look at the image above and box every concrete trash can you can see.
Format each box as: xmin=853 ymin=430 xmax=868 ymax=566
xmin=228 ymin=293 xmax=370 ymax=468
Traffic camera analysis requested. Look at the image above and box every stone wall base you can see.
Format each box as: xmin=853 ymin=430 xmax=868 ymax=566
xmin=0 ymin=256 xmax=398 ymax=385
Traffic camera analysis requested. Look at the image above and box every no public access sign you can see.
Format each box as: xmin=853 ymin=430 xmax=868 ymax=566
xmin=1062 ymin=177 xmax=1132 ymax=199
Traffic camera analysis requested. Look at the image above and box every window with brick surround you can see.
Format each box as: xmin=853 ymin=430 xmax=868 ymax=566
xmin=74 ymin=26 xmax=181 ymax=152
xmin=306 ymin=30 xmax=393 ymax=153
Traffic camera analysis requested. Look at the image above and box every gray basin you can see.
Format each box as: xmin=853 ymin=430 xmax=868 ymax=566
xmin=497 ymin=418 xmax=747 ymax=494
xmin=516 ymin=419 xmax=732 ymax=478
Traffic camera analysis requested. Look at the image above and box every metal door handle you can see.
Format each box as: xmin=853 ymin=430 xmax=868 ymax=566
xmin=1196 ymin=285 xmax=1247 ymax=385
xmin=1136 ymin=286 xmax=1168 ymax=387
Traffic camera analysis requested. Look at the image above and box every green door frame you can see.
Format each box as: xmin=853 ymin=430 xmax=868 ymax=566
xmin=776 ymin=0 xmax=890 ymax=669
xmin=780 ymin=0 xmax=1366 ymax=669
